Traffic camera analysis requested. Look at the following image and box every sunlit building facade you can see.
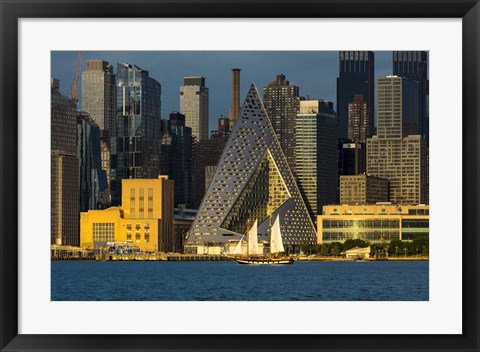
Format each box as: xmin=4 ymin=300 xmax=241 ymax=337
xmin=339 ymin=174 xmax=388 ymax=205
xmin=180 ymin=76 xmax=209 ymax=142
xmin=367 ymin=76 xmax=427 ymax=205
xmin=318 ymin=204 xmax=429 ymax=244
xmin=186 ymin=84 xmax=316 ymax=255
xmin=294 ymin=99 xmax=338 ymax=223
xmin=80 ymin=177 xmax=175 ymax=252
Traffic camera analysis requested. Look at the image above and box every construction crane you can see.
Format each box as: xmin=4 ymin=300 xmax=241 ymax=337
xmin=71 ymin=51 xmax=82 ymax=107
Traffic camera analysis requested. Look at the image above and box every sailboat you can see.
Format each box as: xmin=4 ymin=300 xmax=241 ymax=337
xmin=236 ymin=216 xmax=294 ymax=265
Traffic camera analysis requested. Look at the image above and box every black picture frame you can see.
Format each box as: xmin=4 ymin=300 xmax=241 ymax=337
xmin=1 ymin=0 xmax=478 ymax=351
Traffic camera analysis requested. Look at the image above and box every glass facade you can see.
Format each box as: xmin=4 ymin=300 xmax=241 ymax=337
xmin=319 ymin=205 xmax=429 ymax=243
xmin=77 ymin=111 xmax=108 ymax=212
xmin=337 ymin=51 xmax=375 ymax=139
xmin=111 ymin=63 xmax=162 ymax=205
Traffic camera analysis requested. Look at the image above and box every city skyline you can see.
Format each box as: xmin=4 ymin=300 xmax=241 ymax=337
xmin=51 ymin=51 xmax=400 ymax=132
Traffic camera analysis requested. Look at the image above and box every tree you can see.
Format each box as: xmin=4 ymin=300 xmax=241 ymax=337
xmin=343 ymin=239 xmax=369 ymax=251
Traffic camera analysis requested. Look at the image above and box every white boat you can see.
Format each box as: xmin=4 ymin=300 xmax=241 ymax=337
xmin=235 ymin=216 xmax=293 ymax=265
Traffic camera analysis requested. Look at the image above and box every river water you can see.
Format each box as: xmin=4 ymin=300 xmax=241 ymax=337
xmin=51 ymin=260 xmax=428 ymax=301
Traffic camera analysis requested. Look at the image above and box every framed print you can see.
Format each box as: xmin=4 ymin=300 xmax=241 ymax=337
xmin=1 ymin=0 xmax=479 ymax=351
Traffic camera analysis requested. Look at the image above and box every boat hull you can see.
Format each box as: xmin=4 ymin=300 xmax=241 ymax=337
xmin=236 ymin=257 xmax=294 ymax=265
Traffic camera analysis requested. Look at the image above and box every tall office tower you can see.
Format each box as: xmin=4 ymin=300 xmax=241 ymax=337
xmin=367 ymin=76 xmax=427 ymax=205
xmin=263 ymin=74 xmax=301 ymax=171
xmin=77 ymin=111 xmax=108 ymax=212
xmin=337 ymin=51 xmax=374 ymax=139
xmin=192 ymin=119 xmax=230 ymax=209
xmin=111 ymin=63 xmax=162 ymax=205
xmin=229 ymin=68 xmax=241 ymax=126
xmin=186 ymin=84 xmax=316 ymax=255
xmin=160 ymin=112 xmax=194 ymax=208
xmin=348 ymin=94 xmax=370 ymax=142
xmin=180 ymin=76 xmax=209 ymax=142
xmin=295 ymin=99 xmax=338 ymax=222
xmin=377 ymin=76 xmax=416 ymax=138
xmin=393 ymin=51 xmax=429 ymax=139
xmin=82 ymin=60 xmax=117 ymax=204
xmin=51 ymin=78 xmax=79 ymax=246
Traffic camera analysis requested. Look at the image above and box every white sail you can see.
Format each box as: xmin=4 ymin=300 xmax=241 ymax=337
xmin=247 ymin=220 xmax=260 ymax=255
xmin=233 ymin=235 xmax=244 ymax=255
xmin=270 ymin=215 xmax=284 ymax=254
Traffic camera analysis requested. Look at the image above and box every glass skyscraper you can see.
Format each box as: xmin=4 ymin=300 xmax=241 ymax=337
xmin=337 ymin=51 xmax=374 ymax=139
xmin=393 ymin=51 xmax=429 ymax=139
xmin=111 ymin=63 xmax=162 ymax=205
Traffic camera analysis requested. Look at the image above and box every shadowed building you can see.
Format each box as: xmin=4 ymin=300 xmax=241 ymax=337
xmin=186 ymin=84 xmax=316 ymax=255
xmin=77 ymin=111 xmax=108 ymax=212
xmin=393 ymin=51 xmax=429 ymax=139
xmin=51 ymin=78 xmax=79 ymax=246
xmin=81 ymin=60 xmax=116 ymax=205
xmin=160 ymin=112 xmax=193 ymax=208
xmin=337 ymin=51 xmax=374 ymax=139
xmin=263 ymin=74 xmax=301 ymax=171
xmin=192 ymin=117 xmax=231 ymax=209
xmin=111 ymin=63 xmax=162 ymax=205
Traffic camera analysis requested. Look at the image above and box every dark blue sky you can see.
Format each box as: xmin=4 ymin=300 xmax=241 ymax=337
xmin=51 ymin=51 xmax=393 ymax=132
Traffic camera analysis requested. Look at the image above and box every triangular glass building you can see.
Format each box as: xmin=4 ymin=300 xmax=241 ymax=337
xmin=185 ymin=84 xmax=317 ymax=254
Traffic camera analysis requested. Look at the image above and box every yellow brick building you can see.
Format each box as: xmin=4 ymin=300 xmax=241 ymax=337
xmin=80 ymin=176 xmax=174 ymax=252
xmin=317 ymin=204 xmax=429 ymax=244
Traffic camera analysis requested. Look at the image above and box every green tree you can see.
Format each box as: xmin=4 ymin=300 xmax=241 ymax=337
xmin=343 ymin=239 xmax=369 ymax=251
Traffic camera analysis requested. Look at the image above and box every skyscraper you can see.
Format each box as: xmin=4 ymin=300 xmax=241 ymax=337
xmin=81 ymin=60 xmax=116 ymax=205
xmin=295 ymin=99 xmax=338 ymax=222
xmin=393 ymin=51 xmax=429 ymax=139
xmin=337 ymin=51 xmax=374 ymax=139
xmin=186 ymin=84 xmax=316 ymax=255
xmin=367 ymin=76 xmax=427 ymax=205
xmin=348 ymin=94 xmax=370 ymax=143
xmin=82 ymin=60 xmax=117 ymax=134
xmin=111 ymin=63 xmax=162 ymax=205
xmin=77 ymin=111 xmax=108 ymax=212
xmin=263 ymin=74 xmax=300 ymax=170
xmin=51 ymin=78 xmax=79 ymax=246
xmin=160 ymin=112 xmax=194 ymax=208
xmin=180 ymin=76 xmax=209 ymax=142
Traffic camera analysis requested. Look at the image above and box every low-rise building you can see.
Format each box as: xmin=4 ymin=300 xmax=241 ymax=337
xmin=317 ymin=204 xmax=429 ymax=244
xmin=80 ymin=176 xmax=174 ymax=252
xmin=340 ymin=174 xmax=388 ymax=205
